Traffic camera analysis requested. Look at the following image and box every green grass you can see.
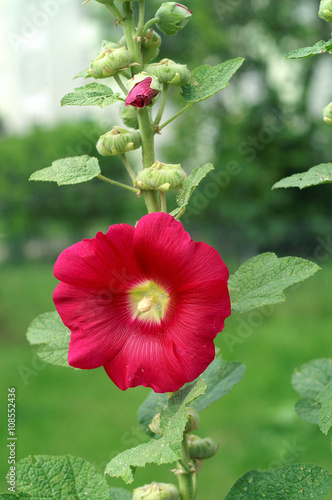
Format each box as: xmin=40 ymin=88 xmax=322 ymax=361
xmin=0 ymin=260 xmax=332 ymax=498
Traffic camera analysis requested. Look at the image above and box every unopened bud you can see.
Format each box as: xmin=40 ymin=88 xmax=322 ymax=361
xmin=97 ymin=126 xmax=141 ymax=156
xmin=120 ymin=104 xmax=139 ymax=129
xmin=126 ymin=74 xmax=161 ymax=108
xmin=149 ymin=412 xmax=163 ymax=436
xmin=88 ymin=43 xmax=131 ymax=79
xmin=133 ymin=482 xmax=180 ymax=500
xmin=145 ymin=59 xmax=190 ymax=86
xmin=184 ymin=407 xmax=200 ymax=434
xmin=319 ymin=0 xmax=332 ymax=21
xmin=155 ymin=2 xmax=193 ymax=36
xmin=141 ymin=29 xmax=162 ymax=64
xmin=134 ymin=162 xmax=186 ymax=191
xmin=188 ymin=435 xmax=219 ymax=459
xmin=323 ymin=102 xmax=332 ymax=124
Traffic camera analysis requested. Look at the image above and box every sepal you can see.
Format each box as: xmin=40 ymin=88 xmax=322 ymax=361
xmin=134 ymin=162 xmax=186 ymax=191
xmin=319 ymin=0 xmax=332 ymax=22
xmin=133 ymin=482 xmax=180 ymax=500
xmin=155 ymin=2 xmax=193 ymax=36
xmin=145 ymin=58 xmax=190 ymax=86
xmin=88 ymin=43 xmax=131 ymax=79
xmin=96 ymin=126 xmax=141 ymax=156
xmin=188 ymin=435 xmax=219 ymax=459
xmin=120 ymin=104 xmax=139 ymax=129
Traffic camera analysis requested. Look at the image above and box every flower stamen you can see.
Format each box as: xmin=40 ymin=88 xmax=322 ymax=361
xmin=137 ymin=296 xmax=154 ymax=313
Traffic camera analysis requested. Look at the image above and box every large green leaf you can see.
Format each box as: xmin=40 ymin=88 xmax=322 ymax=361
xmin=181 ymin=58 xmax=244 ymax=103
xmin=26 ymin=312 xmax=71 ymax=368
xmin=105 ymin=380 xmax=206 ymax=483
xmin=225 ymin=464 xmax=332 ymax=499
xmin=285 ymin=39 xmax=332 ymax=59
xmin=170 ymin=163 xmax=214 ymax=219
xmin=229 ymin=253 xmax=320 ymax=314
xmin=13 ymin=455 xmax=109 ymax=499
xmin=272 ymin=163 xmax=332 ymax=190
xmin=61 ymin=83 xmax=121 ymax=107
xmin=292 ymin=359 xmax=332 ymax=432
xmin=29 ymin=155 xmax=101 ymax=186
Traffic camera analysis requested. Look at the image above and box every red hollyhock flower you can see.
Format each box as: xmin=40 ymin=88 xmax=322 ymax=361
xmin=53 ymin=213 xmax=231 ymax=393
xmin=125 ymin=77 xmax=159 ymax=108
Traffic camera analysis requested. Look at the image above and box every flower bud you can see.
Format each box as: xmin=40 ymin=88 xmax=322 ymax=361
xmin=188 ymin=435 xmax=219 ymax=460
xmin=323 ymin=102 xmax=332 ymax=124
xmin=134 ymin=162 xmax=186 ymax=191
xmin=318 ymin=0 xmax=332 ymax=21
xmin=155 ymin=2 xmax=193 ymax=36
xmin=141 ymin=29 xmax=162 ymax=64
xmin=120 ymin=103 xmax=139 ymax=129
xmin=149 ymin=412 xmax=163 ymax=436
xmin=88 ymin=43 xmax=131 ymax=79
xmin=184 ymin=407 xmax=200 ymax=434
xmin=125 ymin=74 xmax=161 ymax=108
xmin=133 ymin=482 xmax=180 ymax=500
xmin=145 ymin=58 xmax=190 ymax=86
xmin=96 ymin=126 xmax=141 ymax=156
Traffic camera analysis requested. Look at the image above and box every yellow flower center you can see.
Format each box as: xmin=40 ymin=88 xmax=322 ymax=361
xmin=129 ymin=281 xmax=169 ymax=323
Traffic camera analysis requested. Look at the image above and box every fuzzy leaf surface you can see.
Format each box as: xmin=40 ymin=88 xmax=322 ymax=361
xmin=61 ymin=83 xmax=121 ymax=107
xmin=170 ymin=163 xmax=214 ymax=219
xmin=285 ymin=40 xmax=332 ymax=59
xmin=272 ymin=164 xmax=332 ymax=190
xmin=13 ymin=455 xmax=109 ymax=499
xmin=29 ymin=156 xmax=101 ymax=186
xmin=105 ymin=380 xmax=206 ymax=483
xmin=294 ymin=398 xmax=321 ymax=425
xmin=181 ymin=58 xmax=244 ymax=102
xmin=26 ymin=312 xmax=70 ymax=368
xmin=318 ymin=382 xmax=332 ymax=435
xmin=225 ymin=464 xmax=332 ymax=499
xmin=229 ymin=253 xmax=319 ymax=314
xmin=109 ymin=488 xmax=132 ymax=500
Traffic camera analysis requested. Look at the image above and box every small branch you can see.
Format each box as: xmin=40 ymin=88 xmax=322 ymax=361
xmin=159 ymin=103 xmax=193 ymax=130
xmin=153 ymin=84 xmax=169 ymax=127
xmin=105 ymin=4 xmax=122 ymax=20
xmin=137 ymin=0 xmax=145 ymax=36
xmin=114 ymin=74 xmax=128 ymax=96
xmin=97 ymin=174 xmax=139 ymax=193
xmin=120 ymin=154 xmax=137 ymax=181
xmin=141 ymin=17 xmax=159 ymax=35
xmin=160 ymin=191 xmax=167 ymax=212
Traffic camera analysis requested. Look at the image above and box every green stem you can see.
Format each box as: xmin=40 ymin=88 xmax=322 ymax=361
xmin=142 ymin=17 xmax=159 ymax=35
xmin=97 ymin=174 xmax=138 ymax=193
xmin=114 ymin=74 xmax=128 ymax=96
xmin=120 ymin=154 xmax=136 ymax=181
xmin=137 ymin=0 xmax=145 ymax=36
xmin=177 ymin=436 xmax=197 ymax=500
xmin=105 ymin=3 xmax=122 ymax=20
xmin=159 ymin=103 xmax=193 ymax=130
xmin=160 ymin=191 xmax=167 ymax=212
xmin=121 ymin=2 xmax=142 ymax=75
xmin=153 ymin=84 xmax=169 ymax=127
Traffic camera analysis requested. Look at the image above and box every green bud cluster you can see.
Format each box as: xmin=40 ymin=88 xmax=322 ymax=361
xmin=188 ymin=435 xmax=219 ymax=460
xmin=141 ymin=30 xmax=162 ymax=64
xmin=145 ymin=59 xmax=190 ymax=86
xmin=318 ymin=0 xmax=332 ymax=22
xmin=133 ymin=482 xmax=180 ymax=500
xmin=96 ymin=127 xmax=141 ymax=156
xmin=88 ymin=43 xmax=131 ymax=79
xmin=135 ymin=162 xmax=186 ymax=191
xmin=155 ymin=2 xmax=192 ymax=36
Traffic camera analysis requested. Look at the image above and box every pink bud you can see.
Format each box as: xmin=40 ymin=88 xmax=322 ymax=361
xmin=125 ymin=77 xmax=160 ymax=108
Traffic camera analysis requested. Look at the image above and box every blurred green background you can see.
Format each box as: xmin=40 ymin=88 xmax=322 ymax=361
xmin=1 ymin=0 xmax=332 ymax=498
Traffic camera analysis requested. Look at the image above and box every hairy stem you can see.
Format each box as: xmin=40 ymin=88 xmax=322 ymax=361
xmin=137 ymin=0 xmax=145 ymax=36
xmin=160 ymin=191 xmax=167 ymax=212
xmin=153 ymin=84 xmax=169 ymax=127
xmin=142 ymin=17 xmax=159 ymax=35
xmin=97 ymin=174 xmax=138 ymax=193
xmin=159 ymin=103 xmax=193 ymax=130
xmin=177 ymin=436 xmax=197 ymax=500
xmin=114 ymin=74 xmax=128 ymax=95
xmin=120 ymin=154 xmax=136 ymax=181
xmin=121 ymin=2 xmax=142 ymax=75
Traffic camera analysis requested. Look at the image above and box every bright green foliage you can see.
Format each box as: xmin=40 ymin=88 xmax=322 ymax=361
xmin=138 ymin=391 xmax=168 ymax=438
xmin=29 ymin=155 xmax=101 ymax=186
xmin=61 ymin=83 xmax=121 ymax=108
xmin=192 ymin=357 xmax=245 ymax=412
xmin=318 ymin=382 xmax=332 ymax=435
xmin=109 ymin=488 xmax=133 ymax=500
xmin=181 ymin=58 xmax=244 ymax=103
xmin=170 ymin=163 xmax=214 ymax=219
xmin=10 ymin=455 xmax=109 ymax=499
xmin=285 ymin=39 xmax=332 ymax=59
xmin=292 ymin=359 xmax=332 ymax=432
xmin=272 ymin=163 xmax=332 ymax=190
xmin=26 ymin=312 xmax=71 ymax=368
xmin=225 ymin=464 xmax=332 ymax=499
xmin=229 ymin=253 xmax=320 ymax=314
xmin=105 ymin=380 xmax=206 ymax=484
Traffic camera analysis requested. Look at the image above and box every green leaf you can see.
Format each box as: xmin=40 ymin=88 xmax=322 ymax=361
xmin=285 ymin=39 xmax=332 ymax=59
xmin=109 ymin=488 xmax=132 ymax=500
xmin=292 ymin=359 xmax=332 ymax=430
xmin=14 ymin=455 xmax=109 ymax=499
xmin=26 ymin=312 xmax=71 ymax=368
xmin=105 ymin=380 xmax=206 ymax=484
xmin=181 ymin=58 xmax=244 ymax=103
xmin=318 ymin=382 xmax=332 ymax=435
xmin=73 ymin=69 xmax=91 ymax=79
xmin=61 ymin=83 xmax=121 ymax=108
xmin=225 ymin=464 xmax=332 ymax=499
xmin=272 ymin=163 xmax=332 ymax=190
xmin=137 ymin=391 xmax=168 ymax=438
xmin=29 ymin=155 xmax=101 ymax=186
xmin=229 ymin=253 xmax=320 ymax=314
xmin=192 ymin=357 xmax=245 ymax=412
xmin=170 ymin=163 xmax=214 ymax=219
